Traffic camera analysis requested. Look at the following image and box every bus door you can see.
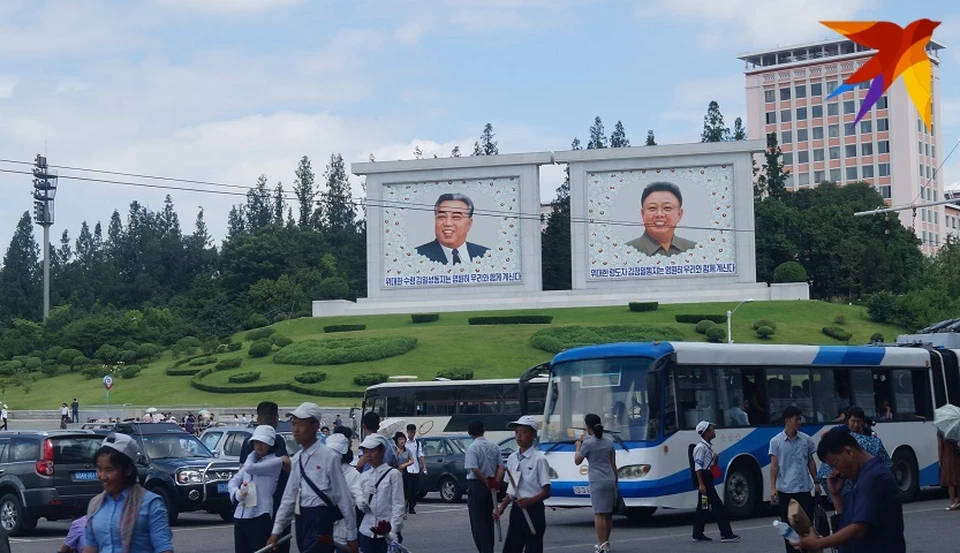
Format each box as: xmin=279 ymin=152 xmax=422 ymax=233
xmin=929 ymin=349 xmax=948 ymax=408
xmin=941 ymin=349 xmax=960 ymax=404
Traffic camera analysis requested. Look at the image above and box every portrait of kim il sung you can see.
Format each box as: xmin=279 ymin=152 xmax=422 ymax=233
xmin=416 ymin=193 xmax=490 ymax=265
xmin=626 ymin=181 xmax=697 ymax=257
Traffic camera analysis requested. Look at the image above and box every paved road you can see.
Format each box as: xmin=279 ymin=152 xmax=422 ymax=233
xmin=12 ymin=492 xmax=957 ymax=553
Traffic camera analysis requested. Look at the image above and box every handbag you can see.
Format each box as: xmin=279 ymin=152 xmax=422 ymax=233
xmin=813 ymin=492 xmax=831 ymax=538
xmin=613 ymin=487 xmax=627 ymax=515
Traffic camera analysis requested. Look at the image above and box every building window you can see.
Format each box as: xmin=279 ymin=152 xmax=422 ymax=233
xmin=782 ymin=152 xmax=793 ymax=164
xmin=876 ymin=96 xmax=888 ymax=109
xmin=797 ymin=107 xmax=808 ymax=120
xmin=828 ymin=103 xmax=839 ymax=116
xmin=877 ymin=119 xmax=889 ymax=131
xmin=798 ymin=172 xmax=810 ymax=185
xmin=879 ymin=163 xmax=890 ymax=176
xmin=861 ymin=142 xmax=873 ymax=156
xmin=919 ymin=142 xmax=924 ymax=154
xmin=830 ymin=168 xmax=841 ymax=181
xmin=812 ymin=105 xmax=823 ymax=118
xmin=922 ymin=210 xmax=927 ymax=222
xmin=829 ymin=146 xmax=840 ymax=160
xmin=813 ymin=126 xmax=824 ymax=139
xmin=862 ymin=165 xmax=874 ymax=178
xmin=878 ymin=141 xmax=890 ymax=154
xmin=845 ymin=144 xmax=857 ymax=158
xmin=844 ymin=100 xmax=856 ymax=114
xmin=781 ymin=110 xmax=792 ymax=122
xmin=780 ymin=88 xmax=792 ymax=101
xmin=880 ymin=185 xmax=891 ymax=198
xmin=766 ymin=112 xmax=777 ymax=124
xmin=827 ymin=80 xmax=838 ymax=94
xmin=935 ymin=212 xmax=939 ymax=225
xmin=795 ymin=85 xmax=807 ymax=98
xmin=925 ymin=144 xmax=930 ymax=157
xmin=764 ymin=90 xmax=776 ymax=103
xmin=846 ymin=167 xmax=858 ymax=180
xmin=928 ymin=166 xmax=933 ymax=178
xmin=845 ymin=122 xmax=857 ymax=134
xmin=829 ymin=124 xmax=840 ymax=138
xmin=811 ymin=83 xmax=823 ymax=96
xmin=782 ymin=131 xmax=792 ymax=144
xmin=814 ymin=149 xmax=825 ymax=162
xmin=798 ymin=150 xmax=809 ymax=163
xmin=919 ymin=164 xmax=924 ymax=176
xmin=932 ymin=146 xmax=936 ymax=159
xmin=861 ymin=120 xmax=872 ymax=133
xmin=814 ymin=170 xmax=824 ymax=183
xmin=797 ymin=128 xmax=809 ymax=142
xmin=918 ymin=119 xmax=923 ymax=133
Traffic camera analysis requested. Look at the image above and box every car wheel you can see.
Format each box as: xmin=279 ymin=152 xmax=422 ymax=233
xmin=0 ymin=493 xmax=25 ymax=537
xmin=151 ymin=487 xmax=180 ymax=526
xmin=439 ymin=477 xmax=463 ymax=503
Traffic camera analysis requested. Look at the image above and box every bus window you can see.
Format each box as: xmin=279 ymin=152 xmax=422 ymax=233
xmin=663 ymin=368 xmax=677 ymax=434
xmin=373 ymin=398 xmax=386 ymax=418
xmin=811 ymin=370 xmax=839 ymax=422
xmin=850 ymin=369 xmax=876 ymax=418
xmin=891 ymin=369 xmax=932 ymax=420
xmin=766 ymin=369 xmax=814 ymax=422
xmin=834 ymin=370 xmax=853 ymax=417
xmin=388 ymin=396 xmax=416 ymax=417
xmin=715 ymin=368 xmax=748 ymax=428
xmin=740 ymin=369 xmax=768 ymax=425
xmin=675 ymin=368 xmax=719 ymax=430
xmin=872 ymin=370 xmax=894 ymax=421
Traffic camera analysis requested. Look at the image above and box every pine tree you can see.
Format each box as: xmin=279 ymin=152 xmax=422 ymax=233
xmin=227 ymin=205 xmax=246 ymax=239
xmin=0 ymin=212 xmax=41 ymax=320
xmin=587 ymin=117 xmax=607 ymax=149
xmin=732 ymin=117 xmax=746 ymax=141
xmin=610 ymin=121 xmax=630 ymax=148
xmin=293 ymin=156 xmax=315 ymax=228
xmin=322 ymin=153 xmax=355 ymax=234
xmin=645 ymin=130 xmax=657 ymax=146
xmin=192 ymin=208 xmax=211 ymax=248
xmin=701 ymin=101 xmax=731 ymax=142
xmin=451 ymin=146 xmax=461 ymax=158
xmin=57 ymin=229 xmax=72 ymax=266
xmin=106 ymin=210 xmax=123 ymax=251
xmin=246 ymin=174 xmax=272 ymax=232
xmin=75 ymin=221 xmax=95 ymax=268
xmin=541 ymin=137 xmax=580 ymax=290
xmin=273 ymin=181 xmax=285 ymax=225
xmin=472 ymin=123 xmax=499 ymax=156
xmin=756 ymin=132 xmax=790 ymax=200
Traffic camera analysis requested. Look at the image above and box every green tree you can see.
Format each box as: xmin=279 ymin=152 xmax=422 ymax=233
xmin=701 ymin=100 xmax=730 ymax=142
xmin=645 ymin=130 xmax=657 ymax=146
xmin=293 ymin=156 xmax=315 ymax=228
xmin=0 ymin=212 xmax=41 ymax=322
xmin=732 ymin=117 xmax=746 ymax=140
xmin=321 ymin=153 xmax=356 ymax=235
xmin=610 ymin=121 xmax=630 ymax=148
xmin=541 ymin=137 xmax=580 ymax=290
xmin=245 ymin=174 xmax=273 ymax=232
xmin=227 ymin=205 xmax=246 ymax=240
xmin=756 ymin=132 xmax=790 ymax=200
xmin=472 ymin=123 xmax=498 ymax=156
xmin=587 ymin=117 xmax=607 ymax=149
xmin=272 ymin=181 xmax=286 ymax=225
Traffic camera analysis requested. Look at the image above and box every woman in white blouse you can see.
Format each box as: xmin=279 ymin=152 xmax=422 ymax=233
xmin=227 ymin=425 xmax=284 ymax=553
xmin=356 ymin=433 xmax=405 ymax=553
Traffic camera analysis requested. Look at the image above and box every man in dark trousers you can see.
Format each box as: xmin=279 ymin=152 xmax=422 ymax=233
xmin=71 ymin=398 xmax=79 ymax=423
xmin=494 ymin=416 xmax=551 ymax=553
xmin=465 ymin=420 xmax=504 ymax=553
xmin=691 ymin=421 xmax=740 ymax=543
xmin=239 ymin=402 xmax=291 ymax=553
xmin=769 ymin=406 xmax=820 ymax=553
xmin=404 ymin=423 xmax=426 ymax=514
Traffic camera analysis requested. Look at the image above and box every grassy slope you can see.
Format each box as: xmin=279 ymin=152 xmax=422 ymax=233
xmin=8 ymin=301 xmax=905 ymax=410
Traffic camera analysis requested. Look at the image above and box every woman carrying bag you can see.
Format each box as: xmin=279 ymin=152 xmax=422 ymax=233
xmin=575 ymin=413 xmax=618 ymax=553
xmin=356 ymin=434 xmax=405 ymax=553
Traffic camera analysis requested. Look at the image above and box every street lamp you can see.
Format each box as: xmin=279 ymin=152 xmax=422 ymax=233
xmin=727 ymin=298 xmax=754 ymax=344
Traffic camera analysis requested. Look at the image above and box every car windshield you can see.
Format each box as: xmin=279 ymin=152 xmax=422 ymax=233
xmin=448 ymin=438 xmax=471 ymax=452
xmin=141 ymin=434 xmax=213 ymax=459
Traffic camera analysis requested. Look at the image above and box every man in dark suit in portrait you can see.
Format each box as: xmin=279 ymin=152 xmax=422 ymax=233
xmin=416 ymin=193 xmax=490 ymax=264
xmin=626 ymin=181 xmax=697 ymax=256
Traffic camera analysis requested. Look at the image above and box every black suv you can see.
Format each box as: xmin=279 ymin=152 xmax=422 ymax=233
xmin=92 ymin=422 xmax=238 ymax=524
xmin=0 ymin=430 xmax=105 ymax=536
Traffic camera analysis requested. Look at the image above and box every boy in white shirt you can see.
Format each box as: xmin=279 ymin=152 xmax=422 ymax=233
xmin=494 ymin=416 xmax=551 ymax=553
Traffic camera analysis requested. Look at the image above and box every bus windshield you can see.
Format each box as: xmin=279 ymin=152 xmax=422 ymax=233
xmin=544 ymin=356 xmax=658 ymax=443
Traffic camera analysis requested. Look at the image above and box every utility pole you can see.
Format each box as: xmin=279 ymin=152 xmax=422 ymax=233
xmin=32 ymin=154 xmax=58 ymax=319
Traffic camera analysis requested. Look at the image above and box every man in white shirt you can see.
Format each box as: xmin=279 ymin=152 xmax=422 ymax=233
xmin=403 ymin=424 xmax=426 ymax=514
xmin=0 ymin=404 xmax=7 ymax=430
xmin=494 ymin=416 xmax=551 ymax=553
xmin=267 ymin=402 xmax=358 ymax=553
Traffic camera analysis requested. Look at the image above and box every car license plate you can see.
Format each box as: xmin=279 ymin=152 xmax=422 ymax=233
xmin=573 ymin=486 xmax=590 ymax=495
xmin=217 ymin=482 xmax=229 ymax=494
xmin=74 ymin=471 xmax=98 ymax=481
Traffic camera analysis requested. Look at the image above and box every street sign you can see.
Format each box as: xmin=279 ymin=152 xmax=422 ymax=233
xmin=103 ymin=375 xmax=114 ymax=390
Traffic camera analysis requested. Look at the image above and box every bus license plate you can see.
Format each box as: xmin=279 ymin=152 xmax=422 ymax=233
xmin=217 ymin=483 xmax=228 ymax=494
xmin=74 ymin=471 xmax=98 ymax=481
xmin=573 ymin=486 xmax=590 ymax=495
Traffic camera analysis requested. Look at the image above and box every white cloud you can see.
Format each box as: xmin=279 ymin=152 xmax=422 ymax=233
xmin=655 ymin=75 xmax=746 ymax=143
xmin=53 ymin=79 xmax=89 ymax=95
xmin=0 ymin=77 xmax=16 ymax=98
xmin=152 ymin=0 xmax=302 ymax=13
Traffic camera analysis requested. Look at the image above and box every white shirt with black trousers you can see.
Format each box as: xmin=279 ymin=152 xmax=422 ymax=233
xmin=501 ymin=446 xmax=551 ymax=553
xmin=356 ymin=462 xmax=405 ymax=553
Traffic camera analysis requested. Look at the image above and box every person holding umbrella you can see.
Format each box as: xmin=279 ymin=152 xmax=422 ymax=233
xmin=934 ymin=404 xmax=960 ymax=510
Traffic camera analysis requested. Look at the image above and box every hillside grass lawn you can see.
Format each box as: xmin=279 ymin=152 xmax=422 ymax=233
xmin=6 ymin=300 xmax=906 ymax=409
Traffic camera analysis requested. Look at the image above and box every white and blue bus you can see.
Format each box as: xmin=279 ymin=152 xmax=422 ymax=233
xmin=539 ymin=342 xmax=957 ymax=521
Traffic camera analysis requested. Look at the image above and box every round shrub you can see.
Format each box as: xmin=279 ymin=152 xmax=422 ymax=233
xmin=216 ymin=358 xmax=243 ymax=370
xmin=135 ymin=343 xmax=162 ymax=360
xmin=870 ymin=332 xmax=885 ymax=343
xmin=121 ymin=365 xmax=142 ymax=379
xmin=176 ymin=336 xmax=202 ymax=349
xmin=71 ymin=356 xmax=91 ymax=369
xmin=752 ymin=319 xmax=777 ymax=331
xmin=273 ymin=336 xmax=418 ymax=366
xmin=188 ymin=356 xmax=217 ymax=367
xmin=354 ymin=373 xmax=389 ymax=387
xmin=29 ymin=350 xmax=44 ymax=359
xmin=246 ymin=327 xmax=277 ymax=341
xmin=705 ymin=326 xmax=727 ymax=343
xmin=40 ymin=362 xmax=58 ymax=377
xmin=834 ymin=314 xmax=847 ymax=325
xmin=246 ymin=314 xmax=270 ymax=330
xmin=227 ymin=342 xmax=243 ymax=352
xmin=229 ymin=372 xmax=261 ymax=384
xmin=119 ymin=350 xmax=138 ymax=364
xmin=271 ymin=334 xmax=293 ymax=348
xmin=248 ymin=340 xmax=274 ymax=358
xmin=773 ymin=261 xmax=807 ymax=283
xmin=25 ymin=357 xmax=43 ymax=371
xmin=411 ymin=313 xmax=440 ymax=324
xmin=756 ymin=326 xmax=775 ymax=339
xmin=695 ymin=320 xmax=717 ymax=334
xmin=295 ymin=371 xmax=328 ymax=384
xmin=529 ymin=325 xmax=684 ymax=354
xmin=57 ymin=348 xmax=84 ymax=366
xmin=122 ymin=341 xmax=139 ymax=352
xmin=6 ymin=360 xmax=23 ymax=372
xmin=94 ymin=344 xmax=121 ymax=364
xmin=45 ymin=346 xmax=64 ymax=361
xmin=436 ymin=368 xmax=474 ymax=380
xmin=866 ymin=291 xmax=896 ymax=323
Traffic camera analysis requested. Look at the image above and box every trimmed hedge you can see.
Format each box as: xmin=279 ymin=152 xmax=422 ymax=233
xmin=57 ymin=348 xmax=84 ymax=366
xmin=822 ymin=326 xmax=852 ymax=342
xmin=167 ymin=366 xmax=203 ymax=376
xmin=411 ymin=313 xmax=440 ymax=324
xmin=188 ymin=356 xmax=217 ymax=367
xmin=286 ymin=384 xmax=364 ymax=398
xmin=273 ymin=336 xmax=417 ymax=366
xmin=756 ymin=326 xmax=775 ymax=339
xmin=248 ymin=340 xmax=274 ymax=358
xmin=529 ymin=325 xmax=684 ymax=354
xmin=354 ymin=373 xmax=389 ymax=386
xmin=246 ymin=327 xmax=277 ymax=341
xmin=135 ymin=343 xmax=162 ymax=360
xmin=705 ymin=326 xmax=727 ymax=343
xmin=216 ymin=358 xmax=243 ymax=370
xmin=628 ymin=302 xmax=659 ymax=312
xmin=294 ymin=371 xmax=328 ymax=384
xmin=227 ymin=342 xmax=243 ymax=352
xmin=228 ymin=372 xmax=261 ymax=384
xmin=675 ymin=314 xmax=726 ymax=324
xmin=121 ymin=365 xmax=142 ymax=379
xmin=752 ymin=319 xmax=777 ymax=331
xmin=774 ymin=261 xmax=808 ymax=283
xmin=870 ymin=332 xmax=885 ymax=343
xmin=323 ymin=324 xmax=367 ymax=333
xmin=272 ymin=334 xmax=294 ymax=348
xmin=695 ymin=320 xmax=717 ymax=334
xmin=468 ymin=315 xmax=553 ymax=325
xmin=436 ymin=368 xmax=474 ymax=380
xmin=46 ymin=346 xmax=64 ymax=361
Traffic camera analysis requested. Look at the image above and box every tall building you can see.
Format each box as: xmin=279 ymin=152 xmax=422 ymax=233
xmin=739 ymin=38 xmax=946 ymax=253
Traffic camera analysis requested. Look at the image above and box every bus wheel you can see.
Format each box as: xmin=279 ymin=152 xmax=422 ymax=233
xmin=724 ymin=464 xmax=756 ymax=520
xmin=891 ymin=448 xmax=919 ymax=502
xmin=624 ymin=507 xmax=655 ymax=523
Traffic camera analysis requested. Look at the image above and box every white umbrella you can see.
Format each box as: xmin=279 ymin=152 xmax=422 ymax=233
xmin=934 ymin=404 xmax=960 ymax=441
xmin=378 ymin=417 xmax=407 ymax=438
xmin=145 ymin=407 xmax=158 ymax=413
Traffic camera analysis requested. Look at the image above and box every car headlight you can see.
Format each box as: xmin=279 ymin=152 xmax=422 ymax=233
xmin=176 ymin=470 xmax=203 ymax=485
xmin=618 ymin=464 xmax=651 ymax=479
xmin=548 ymin=465 xmax=558 ymax=480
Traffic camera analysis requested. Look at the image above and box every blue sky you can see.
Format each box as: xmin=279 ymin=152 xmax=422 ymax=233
xmin=1 ymin=0 xmax=958 ymax=253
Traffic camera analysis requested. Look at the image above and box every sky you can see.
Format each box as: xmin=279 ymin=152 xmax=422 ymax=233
xmin=1 ymin=0 xmax=959 ymax=254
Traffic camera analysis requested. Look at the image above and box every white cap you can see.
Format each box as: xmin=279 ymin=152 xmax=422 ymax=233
xmin=287 ymin=402 xmax=322 ymax=422
xmin=101 ymin=433 xmax=142 ymax=463
xmin=507 ymin=415 xmax=539 ymax=433
xmin=325 ymin=433 xmax=350 ymax=455
xmin=250 ymin=425 xmax=276 ymax=446
xmin=696 ymin=421 xmax=714 ymax=435
xmin=359 ymin=433 xmax=392 ymax=451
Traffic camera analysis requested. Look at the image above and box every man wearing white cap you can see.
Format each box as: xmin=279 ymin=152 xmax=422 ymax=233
xmin=229 ymin=425 xmax=284 ymax=553
xmin=268 ymin=402 xmax=358 ymax=553
xmin=691 ymin=421 xmax=739 ymax=543
xmin=494 ymin=415 xmax=551 ymax=553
